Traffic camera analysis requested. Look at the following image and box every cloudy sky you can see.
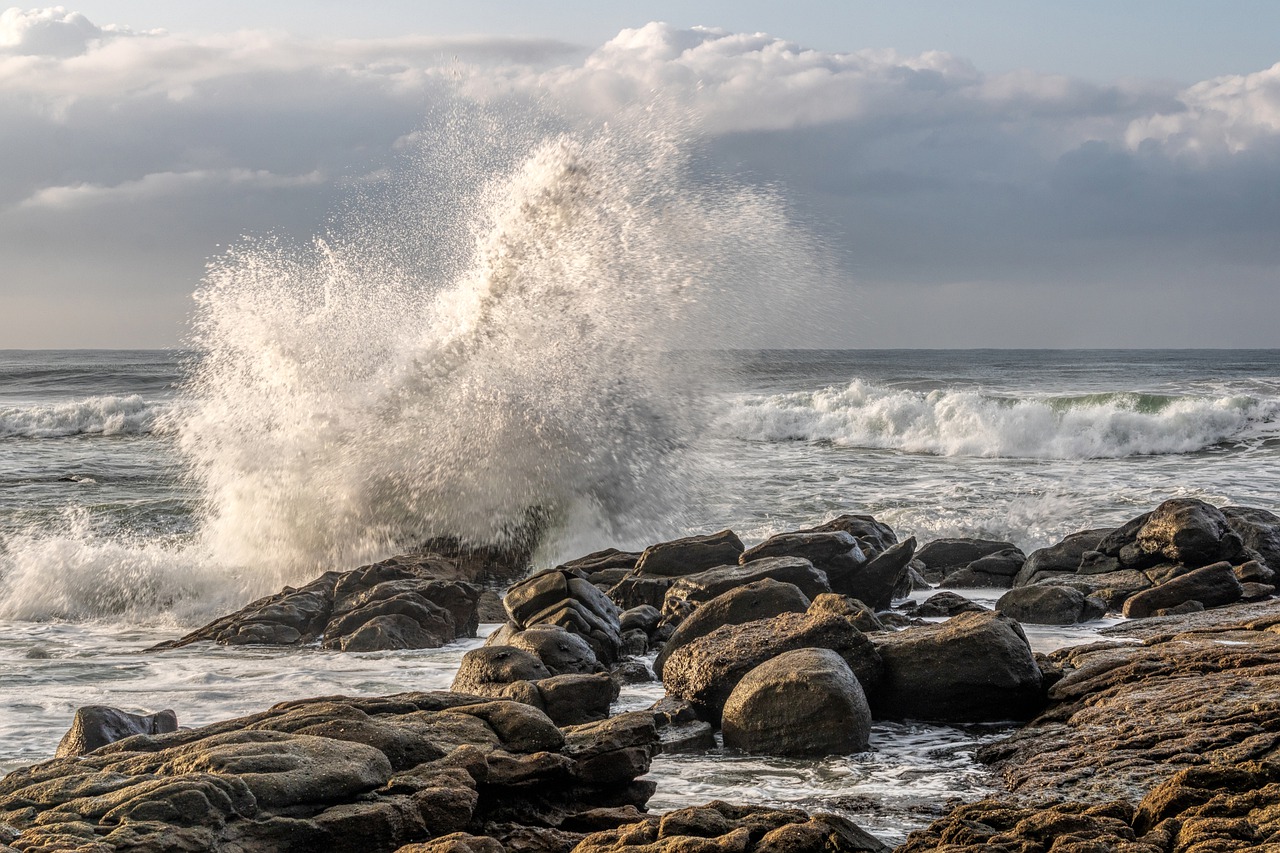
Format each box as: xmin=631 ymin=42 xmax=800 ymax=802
xmin=4 ymin=2 xmax=1280 ymax=348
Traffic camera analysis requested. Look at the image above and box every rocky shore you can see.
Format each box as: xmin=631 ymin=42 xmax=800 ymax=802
xmin=3 ymin=497 xmax=1280 ymax=851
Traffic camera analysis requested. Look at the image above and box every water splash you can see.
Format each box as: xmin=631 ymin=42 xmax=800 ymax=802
xmin=176 ymin=103 xmax=811 ymax=589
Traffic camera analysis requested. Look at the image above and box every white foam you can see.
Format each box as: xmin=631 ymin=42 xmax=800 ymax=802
xmin=0 ymin=395 xmax=167 ymax=438
xmin=717 ymin=380 xmax=1280 ymax=459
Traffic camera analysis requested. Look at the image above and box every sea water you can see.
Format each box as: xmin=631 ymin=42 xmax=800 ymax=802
xmin=3 ymin=111 xmax=1279 ymax=842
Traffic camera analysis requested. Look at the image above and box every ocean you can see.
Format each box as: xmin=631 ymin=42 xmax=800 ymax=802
xmin=2 ymin=346 xmax=1278 ymax=841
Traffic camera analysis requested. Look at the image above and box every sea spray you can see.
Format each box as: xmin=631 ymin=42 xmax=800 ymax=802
xmin=176 ymin=104 xmax=815 ymax=592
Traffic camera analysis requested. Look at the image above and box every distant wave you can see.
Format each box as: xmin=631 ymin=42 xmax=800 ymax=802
xmin=716 ymin=380 xmax=1280 ymax=459
xmin=0 ymin=395 xmax=167 ymax=438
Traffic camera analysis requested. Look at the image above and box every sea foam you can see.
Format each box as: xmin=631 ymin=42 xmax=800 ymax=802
xmin=718 ymin=380 xmax=1280 ymax=459
xmin=0 ymin=395 xmax=165 ymax=438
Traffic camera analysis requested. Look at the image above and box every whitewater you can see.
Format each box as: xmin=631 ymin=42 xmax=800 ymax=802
xmin=2 ymin=113 xmax=1280 ymax=842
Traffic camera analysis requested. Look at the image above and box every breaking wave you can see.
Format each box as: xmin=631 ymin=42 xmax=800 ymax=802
xmin=0 ymin=395 xmax=167 ymax=438
xmin=718 ymin=380 xmax=1280 ymax=459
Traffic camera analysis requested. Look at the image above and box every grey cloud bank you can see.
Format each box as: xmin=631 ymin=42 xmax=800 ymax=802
xmin=2 ymin=10 xmax=1278 ymax=348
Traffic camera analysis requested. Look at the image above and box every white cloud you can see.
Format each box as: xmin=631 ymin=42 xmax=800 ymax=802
xmin=19 ymin=168 xmax=325 ymax=209
xmin=1126 ymin=62 xmax=1280 ymax=156
xmin=0 ymin=6 xmax=119 ymax=57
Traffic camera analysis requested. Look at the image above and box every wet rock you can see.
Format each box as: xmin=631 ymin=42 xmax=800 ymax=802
xmin=996 ymin=585 xmax=1107 ymax=625
xmin=562 ymin=548 xmax=642 ymax=577
xmin=846 ymin=537 xmax=917 ymax=609
xmin=574 ymin=802 xmax=888 ymax=853
xmin=1121 ymin=561 xmax=1244 ymax=618
xmin=618 ymin=605 xmax=661 ymax=635
xmin=150 ymin=556 xmax=480 ymax=653
xmin=1012 ymin=528 xmax=1113 ymax=587
xmin=660 ymin=557 xmax=831 ymax=625
xmin=653 ymin=579 xmax=812 ymax=678
xmin=871 ymin=611 xmax=1043 ymax=722
xmin=914 ymin=538 xmax=1020 ymax=584
xmin=938 ymin=547 xmax=1026 ymax=589
xmin=536 ymin=674 xmax=616 ymax=726
xmin=661 ymin=598 xmax=882 ymax=724
xmin=722 ymin=649 xmax=872 ymax=757
xmin=909 ymin=591 xmax=988 ymax=618
xmin=633 ymin=530 xmax=745 ymax=577
xmin=605 ymin=575 xmax=674 ymax=611
xmin=55 ymin=706 xmax=178 ymax=758
xmin=799 ymin=514 xmax=899 ymax=559
xmin=1222 ymin=505 xmax=1280 ymax=577
xmin=504 ymin=569 xmax=622 ymax=663
xmin=739 ymin=531 xmax=866 ymax=590
xmin=1096 ymin=498 xmax=1245 ymax=571
xmin=454 ymin=647 xmax=552 ymax=694
xmin=504 ymin=625 xmax=602 ymax=676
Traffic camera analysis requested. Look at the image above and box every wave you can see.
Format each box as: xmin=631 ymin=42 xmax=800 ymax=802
xmin=0 ymin=395 xmax=168 ymax=438
xmin=717 ymin=380 xmax=1280 ymax=459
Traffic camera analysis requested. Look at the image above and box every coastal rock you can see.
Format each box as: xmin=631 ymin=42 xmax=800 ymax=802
xmin=1222 ymin=505 xmax=1280 ymax=576
xmin=1095 ymin=498 xmax=1245 ymax=571
xmin=996 ymin=585 xmax=1107 ymax=625
xmin=633 ymin=530 xmax=745 ymax=577
xmin=660 ymin=557 xmax=830 ymax=626
xmin=661 ymin=598 xmax=882 ymax=724
xmin=451 ymin=647 xmax=614 ymax=725
xmin=502 ymin=625 xmax=602 ymax=676
xmin=847 ymin=537 xmax=916 ymax=609
xmin=617 ymin=605 xmax=661 ymax=635
xmin=574 ymin=802 xmax=888 ymax=853
xmin=914 ymin=539 xmax=1021 ymax=584
xmin=1120 ymin=560 xmax=1244 ymax=618
xmin=908 ymin=591 xmax=988 ymax=618
xmin=1013 ymin=528 xmax=1113 ymax=587
xmin=504 ymin=569 xmax=622 ymax=664
xmin=870 ymin=611 xmax=1043 ymax=722
xmin=454 ymin=647 xmax=552 ymax=693
xmin=55 ymin=705 xmax=178 ymax=758
xmin=799 ymin=514 xmax=899 ymax=558
xmin=739 ymin=531 xmax=866 ymax=590
xmin=2 ymin=691 xmax=663 ymax=853
xmin=150 ymin=557 xmax=480 ymax=652
xmin=938 ymin=547 xmax=1026 ymax=589
xmin=721 ymin=649 xmax=872 ymax=757
xmin=653 ymin=579 xmax=811 ymax=679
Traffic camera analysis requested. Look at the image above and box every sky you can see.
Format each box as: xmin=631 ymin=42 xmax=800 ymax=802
xmin=3 ymin=3 xmax=1280 ymax=348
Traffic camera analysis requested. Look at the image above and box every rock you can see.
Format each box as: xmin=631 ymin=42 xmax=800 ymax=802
xmin=739 ymin=531 xmax=866 ymax=590
xmin=721 ymin=649 xmax=872 ymax=757
xmin=619 ymin=629 xmax=648 ymax=658
xmin=633 ymin=530 xmax=745 ymax=577
xmin=1096 ymin=498 xmax=1245 ymax=571
xmin=660 ymin=557 xmax=831 ymax=625
xmin=939 ymin=547 xmax=1026 ymax=589
xmin=1222 ymin=505 xmax=1280 ymax=577
xmin=653 ymin=579 xmax=812 ymax=678
xmin=574 ymin=802 xmax=888 ymax=853
xmin=996 ymin=585 xmax=1107 ymax=625
xmin=606 ymin=575 xmax=675 ymax=611
xmin=1121 ymin=560 xmax=1245 ymax=618
xmin=1242 ymin=581 xmax=1276 ymax=601
xmin=505 ymin=625 xmax=602 ymax=676
xmin=504 ymin=569 xmax=623 ymax=663
xmin=536 ymin=674 xmax=615 ymax=726
xmin=1013 ymin=528 xmax=1113 ymax=587
xmin=800 ymin=514 xmax=899 ymax=558
xmin=909 ymin=591 xmax=988 ymax=618
xmin=914 ymin=538 xmax=1020 ymax=583
xmin=453 ymin=647 xmax=552 ymax=694
xmin=846 ymin=537 xmax=917 ymax=609
xmin=562 ymin=548 xmax=642 ymax=577
xmin=871 ymin=611 xmax=1043 ymax=722
xmin=661 ymin=599 xmax=883 ymax=724
xmin=150 ymin=556 xmax=480 ymax=652
xmin=55 ymin=706 xmax=178 ymax=758
xmin=618 ymin=605 xmax=661 ymax=635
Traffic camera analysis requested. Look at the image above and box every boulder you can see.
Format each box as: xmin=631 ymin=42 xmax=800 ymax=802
xmin=504 ymin=625 xmax=602 ymax=675
xmin=1222 ymin=506 xmax=1280 ymax=577
xmin=633 ymin=530 xmax=745 ymax=577
xmin=914 ymin=539 xmax=1021 ymax=584
xmin=799 ymin=514 xmax=899 ymax=558
xmin=149 ymin=557 xmax=480 ymax=652
xmin=504 ymin=569 xmax=622 ymax=663
xmin=739 ymin=531 xmax=866 ymax=589
xmin=996 ymin=585 xmax=1107 ymax=625
xmin=1096 ymin=498 xmax=1245 ymax=571
xmin=653 ymin=579 xmax=812 ymax=678
xmin=909 ymin=591 xmax=989 ymax=618
xmin=660 ymin=557 xmax=831 ymax=625
xmin=847 ymin=537 xmax=917 ymax=609
xmin=55 ymin=706 xmax=178 ymax=758
xmin=661 ymin=599 xmax=883 ymax=724
xmin=618 ymin=605 xmax=662 ymax=635
xmin=721 ymin=649 xmax=872 ymax=757
xmin=453 ymin=647 xmax=551 ymax=694
xmin=1121 ymin=561 xmax=1245 ymax=618
xmin=871 ymin=611 xmax=1043 ymax=722
xmin=939 ymin=548 xmax=1026 ymax=589
xmin=1013 ymin=528 xmax=1113 ymax=587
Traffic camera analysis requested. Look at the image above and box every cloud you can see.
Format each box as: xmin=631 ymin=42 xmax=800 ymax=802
xmin=1 ymin=12 xmax=1278 ymax=347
